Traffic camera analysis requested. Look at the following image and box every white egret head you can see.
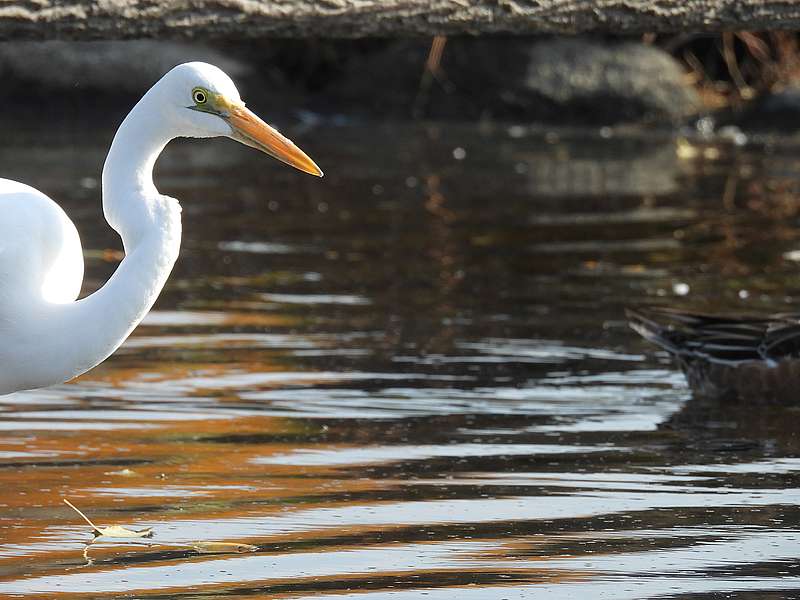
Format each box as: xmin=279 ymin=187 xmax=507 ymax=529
xmin=152 ymin=62 xmax=322 ymax=177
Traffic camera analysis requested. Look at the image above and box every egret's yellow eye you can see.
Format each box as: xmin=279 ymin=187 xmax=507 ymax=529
xmin=192 ymin=88 xmax=207 ymax=105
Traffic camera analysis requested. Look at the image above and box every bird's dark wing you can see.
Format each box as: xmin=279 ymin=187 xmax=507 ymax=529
xmin=626 ymin=306 xmax=800 ymax=365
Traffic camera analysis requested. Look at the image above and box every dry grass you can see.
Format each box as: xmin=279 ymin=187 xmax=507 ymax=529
xmin=654 ymin=32 xmax=800 ymax=110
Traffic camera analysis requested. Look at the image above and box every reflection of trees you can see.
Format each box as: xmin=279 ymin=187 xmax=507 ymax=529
xmin=376 ymin=170 xmax=466 ymax=360
xmin=677 ymin=156 xmax=800 ymax=279
xmin=418 ymin=174 xmax=464 ymax=355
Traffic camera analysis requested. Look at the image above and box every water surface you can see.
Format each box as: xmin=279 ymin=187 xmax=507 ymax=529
xmin=1 ymin=116 xmax=800 ymax=598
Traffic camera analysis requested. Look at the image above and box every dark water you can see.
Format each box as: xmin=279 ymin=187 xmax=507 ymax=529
xmin=1 ymin=115 xmax=800 ymax=598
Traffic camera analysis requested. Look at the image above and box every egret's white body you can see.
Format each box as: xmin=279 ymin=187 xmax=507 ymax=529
xmin=0 ymin=62 xmax=321 ymax=395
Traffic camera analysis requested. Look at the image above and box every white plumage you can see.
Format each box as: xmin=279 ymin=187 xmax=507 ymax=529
xmin=0 ymin=62 xmax=322 ymax=395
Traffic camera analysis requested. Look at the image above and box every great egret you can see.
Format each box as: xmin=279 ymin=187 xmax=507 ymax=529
xmin=0 ymin=62 xmax=322 ymax=395
xmin=628 ymin=307 xmax=800 ymax=403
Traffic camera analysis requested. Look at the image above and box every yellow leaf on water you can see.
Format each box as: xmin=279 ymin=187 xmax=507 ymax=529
xmin=95 ymin=524 xmax=154 ymax=539
xmin=191 ymin=541 xmax=258 ymax=554
xmin=63 ymin=498 xmax=154 ymax=539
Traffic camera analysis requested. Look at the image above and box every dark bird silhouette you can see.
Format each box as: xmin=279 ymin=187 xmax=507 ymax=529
xmin=627 ymin=306 xmax=800 ymax=403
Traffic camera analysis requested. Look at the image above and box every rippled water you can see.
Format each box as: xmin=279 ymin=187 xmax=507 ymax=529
xmin=2 ymin=116 xmax=800 ymax=598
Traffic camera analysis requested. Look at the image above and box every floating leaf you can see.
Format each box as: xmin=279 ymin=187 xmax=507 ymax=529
xmin=191 ymin=541 xmax=258 ymax=554
xmin=63 ymin=499 xmax=154 ymax=539
xmin=94 ymin=524 xmax=154 ymax=539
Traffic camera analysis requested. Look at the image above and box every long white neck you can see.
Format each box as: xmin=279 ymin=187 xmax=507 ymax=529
xmin=103 ymin=94 xmax=176 ymax=250
xmin=39 ymin=95 xmax=182 ymax=385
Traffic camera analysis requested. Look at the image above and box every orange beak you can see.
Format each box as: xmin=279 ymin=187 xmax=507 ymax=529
xmin=224 ymin=103 xmax=323 ymax=177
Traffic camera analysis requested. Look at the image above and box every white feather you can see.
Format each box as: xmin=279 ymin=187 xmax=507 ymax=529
xmin=0 ymin=62 xmax=242 ymax=395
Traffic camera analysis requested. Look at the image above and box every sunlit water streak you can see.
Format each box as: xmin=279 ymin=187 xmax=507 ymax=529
xmin=1 ymin=119 xmax=800 ymax=597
